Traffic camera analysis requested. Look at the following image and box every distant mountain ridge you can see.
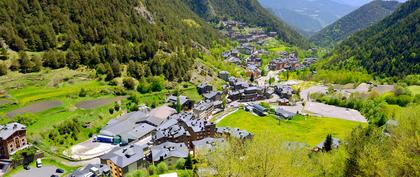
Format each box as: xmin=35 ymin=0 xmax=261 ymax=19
xmin=258 ymin=0 xmax=356 ymax=36
xmin=323 ymin=0 xmax=420 ymax=77
xmin=310 ymin=0 xmax=401 ymax=47
xmin=183 ymin=0 xmax=310 ymax=48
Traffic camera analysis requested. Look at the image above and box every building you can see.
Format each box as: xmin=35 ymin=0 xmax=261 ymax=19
xmin=99 ymin=106 xmax=175 ymax=144
xmin=274 ymin=85 xmax=293 ymax=99
xmin=153 ymin=112 xmax=216 ymax=147
xmin=151 ymin=142 xmax=189 ymax=166
xmin=0 ymin=123 xmax=28 ymax=159
xmin=202 ymin=91 xmax=222 ymax=101
xmin=252 ymin=104 xmax=267 ymax=116
xmin=313 ymin=137 xmax=340 ymax=152
xmin=191 ymin=137 xmax=224 ymax=156
xmin=197 ymin=84 xmax=213 ymax=95
xmin=69 ymin=164 xmax=111 ymax=177
xmin=218 ymin=71 xmax=230 ymax=81
xmin=216 ymin=127 xmax=253 ymax=140
xmin=100 ymin=144 xmax=148 ymax=177
xmin=166 ymin=95 xmax=193 ymax=111
xmin=275 ymin=108 xmax=296 ymax=119
xmin=193 ymin=101 xmax=214 ymax=120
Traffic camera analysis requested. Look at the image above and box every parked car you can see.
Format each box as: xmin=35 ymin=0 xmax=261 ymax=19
xmin=36 ymin=158 xmax=42 ymax=168
xmin=56 ymin=168 xmax=64 ymax=173
xmin=24 ymin=165 xmax=30 ymax=170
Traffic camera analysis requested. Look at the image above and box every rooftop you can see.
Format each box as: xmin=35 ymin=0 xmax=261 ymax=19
xmin=101 ymin=144 xmax=146 ymax=168
xmin=151 ymin=142 xmax=189 ymax=162
xmin=0 ymin=123 xmax=26 ymax=140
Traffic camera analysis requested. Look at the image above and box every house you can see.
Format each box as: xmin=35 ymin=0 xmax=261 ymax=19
xmin=274 ymin=85 xmax=293 ymax=99
xmin=313 ymin=137 xmax=340 ymax=152
xmin=218 ymin=71 xmax=230 ymax=81
xmin=246 ymin=64 xmax=261 ymax=78
xmin=69 ymin=164 xmax=111 ymax=177
xmin=193 ymin=101 xmax=214 ymax=120
xmin=216 ymin=127 xmax=253 ymax=140
xmin=100 ymin=144 xmax=148 ymax=177
xmin=231 ymin=49 xmax=240 ymax=57
xmin=252 ymin=104 xmax=267 ymax=116
xmin=99 ymin=106 xmax=175 ymax=144
xmin=166 ymin=95 xmax=193 ymax=111
xmin=202 ymin=91 xmax=222 ymax=101
xmin=227 ymin=90 xmax=241 ymax=101
xmin=268 ymin=59 xmax=287 ymax=71
xmin=0 ymin=123 xmax=28 ymax=159
xmin=226 ymin=56 xmax=242 ymax=66
xmin=151 ymin=142 xmax=189 ymax=166
xmin=153 ymin=112 xmax=216 ymax=147
xmin=275 ymin=108 xmax=296 ymax=119
xmin=241 ymin=87 xmax=262 ymax=102
xmin=197 ymin=84 xmax=213 ymax=95
xmin=192 ymin=138 xmax=224 ymax=156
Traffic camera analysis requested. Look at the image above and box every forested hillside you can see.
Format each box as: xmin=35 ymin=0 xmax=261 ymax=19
xmin=0 ymin=0 xmax=224 ymax=81
xmin=183 ymin=0 xmax=310 ymax=48
xmin=322 ymin=0 xmax=420 ymax=77
xmin=311 ymin=0 xmax=400 ymax=47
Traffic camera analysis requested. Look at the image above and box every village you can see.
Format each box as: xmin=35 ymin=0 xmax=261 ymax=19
xmin=0 ymin=20 xmax=391 ymax=177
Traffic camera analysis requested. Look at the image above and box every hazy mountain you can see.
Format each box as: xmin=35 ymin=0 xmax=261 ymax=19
xmin=259 ymin=0 xmax=356 ymax=36
xmin=184 ymin=0 xmax=310 ymax=48
xmin=324 ymin=0 xmax=420 ymax=77
xmin=311 ymin=0 xmax=401 ymax=47
xmin=332 ymin=0 xmax=407 ymax=7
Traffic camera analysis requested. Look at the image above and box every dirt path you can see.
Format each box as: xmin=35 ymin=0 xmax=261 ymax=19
xmin=75 ymin=96 xmax=127 ymax=109
xmin=7 ymin=100 xmax=63 ymax=118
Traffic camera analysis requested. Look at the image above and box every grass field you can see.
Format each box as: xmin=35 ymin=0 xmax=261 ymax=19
xmin=408 ymin=85 xmax=420 ymax=95
xmin=217 ymin=109 xmax=365 ymax=146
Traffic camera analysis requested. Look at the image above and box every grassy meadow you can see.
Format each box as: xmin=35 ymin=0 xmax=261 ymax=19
xmin=217 ymin=109 xmax=365 ymax=146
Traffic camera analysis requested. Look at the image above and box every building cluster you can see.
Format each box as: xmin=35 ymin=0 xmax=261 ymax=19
xmin=71 ymin=104 xmax=252 ymax=177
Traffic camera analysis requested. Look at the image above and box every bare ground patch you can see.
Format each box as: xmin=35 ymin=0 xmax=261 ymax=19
xmin=0 ymin=99 xmax=13 ymax=106
xmin=75 ymin=96 xmax=127 ymax=109
xmin=7 ymin=100 xmax=63 ymax=118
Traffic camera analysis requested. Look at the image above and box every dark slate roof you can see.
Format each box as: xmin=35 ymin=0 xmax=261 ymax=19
xmin=151 ymin=142 xmax=189 ymax=162
xmin=101 ymin=144 xmax=146 ymax=168
xmin=0 ymin=123 xmax=26 ymax=140
xmin=194 ymin=101 xmax=214 ymax=112
xmin=166 ymin=95 xmax=189 ymax=105
xmin=69 ymin=164 xmax=110 ymax=177
xmin=276 ymin=108 xmax=296 ymax=118
xmin=203 ymin=91 xmax=220 ymax=100
xmin=252 ymin=104 xmax=266 ymax=112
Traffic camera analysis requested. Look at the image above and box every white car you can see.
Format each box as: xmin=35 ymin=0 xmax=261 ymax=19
xmin=36 ymin=158 xmax=42 ymax=168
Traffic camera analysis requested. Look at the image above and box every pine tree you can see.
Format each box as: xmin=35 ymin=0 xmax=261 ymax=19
xmin=176 ymin=96 xmax=182 ymax=113
xmin=18 ymin=51 xmax=33 ymax=73
xmin=324 ymin=134 xmax=333 ymax=152
xmin=184 ymin=153 xmax=193 ymax=169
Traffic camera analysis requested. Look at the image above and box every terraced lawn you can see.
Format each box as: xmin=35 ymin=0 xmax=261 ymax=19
xmin=217 ymin=109 xmax=365 ymax=146
xmin=408 ymin=85 xmax=420 ymax=95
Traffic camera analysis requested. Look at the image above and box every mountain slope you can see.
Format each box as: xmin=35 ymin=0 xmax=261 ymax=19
xmin=183 ymin=0 xmax=310 ymax=48
xmin=323 ymin=0 xmax=420 ymax=77
xmin=311 ymin=0 xmax=401 ymax=47
xmin=0 ymin=0 xmax=224 ymax=81
xmin=259 ymin=0 xmax=356 ymax=35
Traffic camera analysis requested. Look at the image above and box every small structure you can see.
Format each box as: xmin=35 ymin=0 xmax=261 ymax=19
xmin=193 ymin=101 xmax=215 ymax=120
xmin=0 ymin=123 xmax=28 ymax=159
xmin=312 ymin=137 xmax=340 ymax=152
xmin=218 ymin=71 xmax=230 ymax=81
xmin=252 ymin=104 xmax=267 ymax=116
xmin=69 ymin=164 xmax=110 ymax=177
xmin=203 ymin=91 xmax=222 ymax=101
xmin=275 ymin=108 xmax=296 ymax=119
xmin=197 ymin=84 xmax=213 ymax=95
xmin=166 ymin=95 xmax=193 ymax=111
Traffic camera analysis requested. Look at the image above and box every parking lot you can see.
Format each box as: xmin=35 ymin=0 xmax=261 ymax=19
xmin=12 ymin=165 xmax=62 ymax=177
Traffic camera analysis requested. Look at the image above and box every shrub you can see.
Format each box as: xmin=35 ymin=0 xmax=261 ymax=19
xmin=109 ymin=107 xmax=114 ymax=114
xmin=109 ymin=79 xmax=119 ymax=86
xmin=79 ymin=88 xmax=87 ymax=97
xmin=113 ymin=87 xmax=127 ymax=96
xmin=148 ymin=165 xmax=158 ymax=175
xmin=157 ymin=162 xmax=168 ymax=174
xmin=175 ymin=158 xmax=186 ymax=169
xmin=123 ymin=77 xmax=136 ymax=90
xmin=0 ymin=62 xmax=7 ymax=76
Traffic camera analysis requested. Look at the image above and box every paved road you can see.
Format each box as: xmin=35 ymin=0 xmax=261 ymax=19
xmin=300 ymin=85 xmax=328 ymax=102
xmin=12 ymin=166 xmax=61 ymax=177
xmin=303 ymin=102 xmax=367 ymax=122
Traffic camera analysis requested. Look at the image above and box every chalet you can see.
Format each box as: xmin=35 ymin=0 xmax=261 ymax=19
xmin=216 ymin=127 xmax=253 ymax=140
xmin=166 ymin=95 xmax=193 ymax=111
xmin=197 ymin=84 xmax=213 ymax=95
xmin=202 ymin=91 xmax=222 ymax=101
xmin=231 ymin=49 xmax=240 ymax=57
xmin=274 ymin=85 xmax=293 ymax=99
xmin=275 ymin=108 xmax=296 ymax=119
xmin=246 ymin=64 xmax=261 ymax=78
xmin=252 ymin=104 xmax=267 ymax=116
xmin=313 ymin=137 xmax=340 ymax=152
xmin=100 ymin=144 xmax=148 ymax=177
xmin=228 ymin=90 xmax=241 ymax=101
xmin=0 ymin=123 xmax=28 ymax=159
xmin=242 ymin=87 xmax=263 ymax=102
xmin=193 ymin=101 xmax=214 ymax=120
xmin=246 ymin=57 xmax=262 ymax=67
xmin=218 ymin=71 xmax=230 ymax=81
xmin=268 ymin=58 xmax=287 ymax=71
xmin=151 ymin=142 xmax=189 ymax=166
xmin=69 ymin=164 xmax=111 ymax=177
xmin=233 ymin=81 xmax=249 ymax=91
xmin=226 ymin=56 xmax=241 ymax=65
